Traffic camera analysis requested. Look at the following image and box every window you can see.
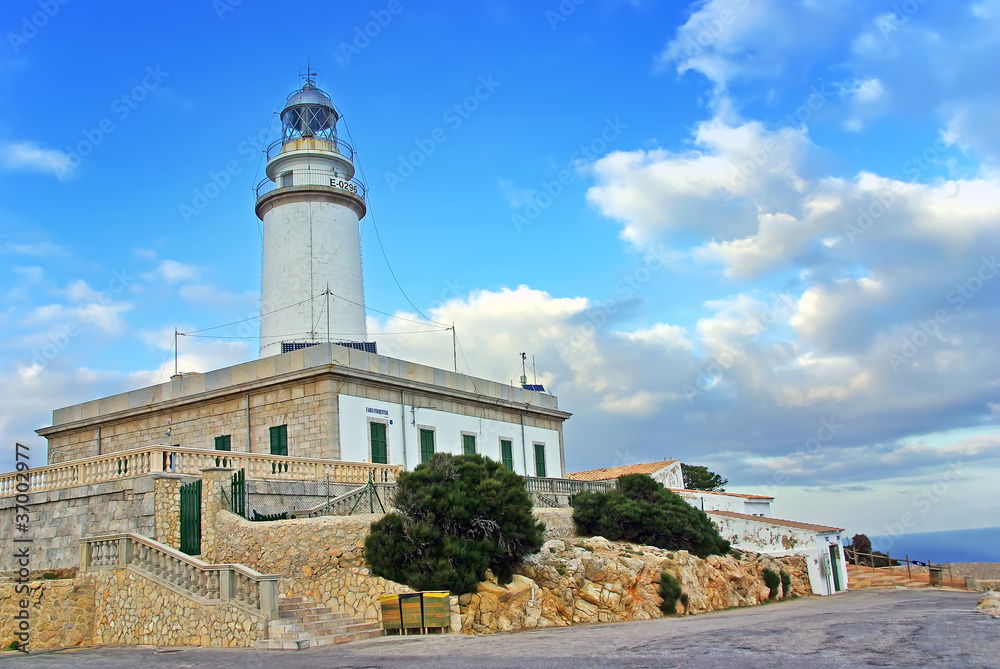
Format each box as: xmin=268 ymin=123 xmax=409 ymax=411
xmin=279 ymin=171 xmax=293 ymax=187
xmin=419 ymin=428 xmax=435 ymax=464
xmin=214 ymin=435 xmax=231 ymax=451
xmin=370 ymin=422 xmax=388 ymax=464
xmin=534 ymin=443 xmax=547 ymax=478
xmin=269 ymin=425 xmax=288 ymax=456
xmin=500 ymin=439 xmax=514 ymax=471
xmin=462 ymin=433 xmax=477 ymax=456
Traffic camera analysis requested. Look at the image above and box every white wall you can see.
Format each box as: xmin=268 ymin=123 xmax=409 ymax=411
xmin=677 ymin=490 xmax=771 ymax=516
xmin=651 ymin=462 xmax=683 ymax=489
xmin=337 ymin=394 xmax=563 ymax=477
xmin=260 ymin=197 xmax=366 ymax=357
xmin=708 ymin=512 xmax=848 ymax=596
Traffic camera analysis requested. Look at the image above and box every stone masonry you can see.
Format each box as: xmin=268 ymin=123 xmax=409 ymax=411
xmin=39 ymin=344 xmax=568 ymax=465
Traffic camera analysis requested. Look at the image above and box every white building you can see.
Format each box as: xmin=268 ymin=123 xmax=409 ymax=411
xmin=37 ymin=74 xmax=571 ymax=477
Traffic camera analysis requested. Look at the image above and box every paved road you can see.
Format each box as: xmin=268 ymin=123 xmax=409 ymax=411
xmin=9 ymin=589 xmax=996 ymax=668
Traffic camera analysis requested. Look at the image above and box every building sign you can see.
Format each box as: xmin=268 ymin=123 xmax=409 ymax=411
xmin=366 ymin=407 xmax=389 ymax=417
xmin=330 ymin=178 xmax=359 ymax=195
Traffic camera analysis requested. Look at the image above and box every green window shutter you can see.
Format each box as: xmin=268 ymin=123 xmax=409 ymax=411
xmin=534 ymin=443 xmax=547 ymax=478
xmin=214 ymin=435 xmax=231 ymax=451
xmin=269 ymin=425 xmax=287 ymax=456
xmin=462 ymin=434 xmax=476 ymax=456
xmin=500 ymin=439 xmax=514 ymax=471
xmin=370 ymin=422 xmax=388 ymax=464
xmin=419 ymin=428 xmax=435 ymax=464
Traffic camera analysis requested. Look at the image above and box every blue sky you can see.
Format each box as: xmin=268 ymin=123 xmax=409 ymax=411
xmin=1 ymin=0 xmax=998 ymax=540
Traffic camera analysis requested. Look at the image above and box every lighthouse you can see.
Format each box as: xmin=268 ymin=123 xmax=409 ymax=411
xmin=255 ymin=71 xmax=369 ymax=358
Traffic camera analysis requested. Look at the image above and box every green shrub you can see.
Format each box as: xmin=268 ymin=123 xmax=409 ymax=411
xmin=763 ymin=568 xmax=781 ymax=599
xmin=780 ymin=570 xmax=792 ymax=597
xmin=365 ymin=453 xmax=544 ymax=594
xmin=573 ymin=474 xmax=731 ymax=558
xmin=659 ymin=572 xmax=683 ymax=615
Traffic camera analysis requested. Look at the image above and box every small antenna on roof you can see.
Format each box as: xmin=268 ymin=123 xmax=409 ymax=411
xmin=300 ymin=63 xmax=318 ymax=88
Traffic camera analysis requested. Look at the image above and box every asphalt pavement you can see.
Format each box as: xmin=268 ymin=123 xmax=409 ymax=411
xmin=7 ymin=589 xmax=996 ymax=668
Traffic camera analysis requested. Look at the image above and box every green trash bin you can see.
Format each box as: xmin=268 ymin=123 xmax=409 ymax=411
xmin=929 ymin=567 xmax=943 ymax=586
xmin=400 ymin=592 xmax=423 ymax=634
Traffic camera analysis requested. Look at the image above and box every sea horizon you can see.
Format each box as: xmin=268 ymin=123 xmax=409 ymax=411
xmin=863 ymin=526 xmax=1000 ymax=564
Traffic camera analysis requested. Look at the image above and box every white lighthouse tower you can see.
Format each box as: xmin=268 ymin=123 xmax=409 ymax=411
xmin=255 ymin=71 xmax=369 ymax=358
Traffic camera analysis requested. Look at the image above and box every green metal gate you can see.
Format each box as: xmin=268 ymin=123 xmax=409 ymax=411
xmin=180 ymin=479 xmax=202 ymax=555
xmin=231 ymin=468 xmax=247 ymax=519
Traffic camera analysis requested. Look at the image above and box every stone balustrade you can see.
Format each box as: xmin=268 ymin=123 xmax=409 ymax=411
xmin=80 ymin=532 xmax=280 ymax=620
xmin=521 ymin=475 xmax=616 ymax=496
xmin=0 ymin=445 xmax=402 ymax=497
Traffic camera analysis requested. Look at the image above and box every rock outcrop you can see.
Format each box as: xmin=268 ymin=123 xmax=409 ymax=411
xmin=459 ymin=536 xmax=810 ymax=634
xmin=977 ymin=592 xmax=1000 ymax=618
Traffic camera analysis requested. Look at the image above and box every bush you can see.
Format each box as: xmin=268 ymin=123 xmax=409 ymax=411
xmin=780 ymin=570 xmax=792 ymax=597
xmin=851 ymin=533 xmax=872 ymax=555
xmin=364 ymin=453 xmax=544 ymax=594
xmin=659 ymin=572 xmax=683 ymax=615
xmin=763 ymin=568 xmax=781 ymax=599
xmin=573 ymin=474 xmax=731 ymax=558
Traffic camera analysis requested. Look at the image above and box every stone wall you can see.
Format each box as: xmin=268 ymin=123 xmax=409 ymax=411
xmin=90 ymin=569 xmax=267 ymax=647
xmin=0 ymin=474 xmax=182 ymax=570
xmin=153 ymin=476 xmax=183 ymax=550
xmin=534 ymin=507 xmax=579 ymax=541
xmin=212 ymin=510 xmax=411 ymax=621
xmin=459 ymin=537 xmax=812 ymax=634
xmin=0 ymin=577 xmax=94 ymax=651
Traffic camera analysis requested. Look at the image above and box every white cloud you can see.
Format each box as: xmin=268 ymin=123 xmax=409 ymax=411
xmin=154 ymin=260 xmax=200 ymax=283
xmin=0 ymin=141 xmax=75 ymax=179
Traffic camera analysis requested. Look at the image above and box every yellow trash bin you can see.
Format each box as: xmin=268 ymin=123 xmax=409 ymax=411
xmin=422 ymin=591 xmax=451 ymax=633
xmin=379 ymin=594 xmax=402 ymax=634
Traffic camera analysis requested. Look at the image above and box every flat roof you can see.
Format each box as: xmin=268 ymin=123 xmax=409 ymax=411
xmin=40 ymin=343 xmax=569 ymax=434
xmin=707 ymin=510 xmax=844 ymax=534
xmin=673 ymin=489 xmax=774 ymax=500
xmin=567 ymin=460 xmax=678 ymax=482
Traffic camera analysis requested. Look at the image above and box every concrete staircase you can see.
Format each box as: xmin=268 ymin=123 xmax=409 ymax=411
xmin=255 ymin=596 xmax=384 ymax=650
xmin=847 ymin=564 xmax=929 ymax=590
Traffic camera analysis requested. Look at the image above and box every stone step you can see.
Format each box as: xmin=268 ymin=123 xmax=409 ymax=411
xmin=270 ymin=621 xmax=378 ymax=638
xmin=270 ymin=618 xmax=370 ymax=632
xmin=256 ymin=627 xmax=384 ymax=650
xmin=279 ymin=603 xmax=333 ymax=615
xmin=278 ymin=612 xmax=354 ymax=625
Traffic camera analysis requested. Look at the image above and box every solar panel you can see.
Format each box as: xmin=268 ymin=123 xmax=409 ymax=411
xmin=281 ymin=341 xmax=378 ymax=354
xmin=522 ymin=384 xmax=545 ymax=392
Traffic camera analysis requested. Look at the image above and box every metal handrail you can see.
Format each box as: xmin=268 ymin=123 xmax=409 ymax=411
xmin=265 ymin=136 xmax=355 ymax=162
xmin=255 ymin=169 xmax=367 ymax=201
